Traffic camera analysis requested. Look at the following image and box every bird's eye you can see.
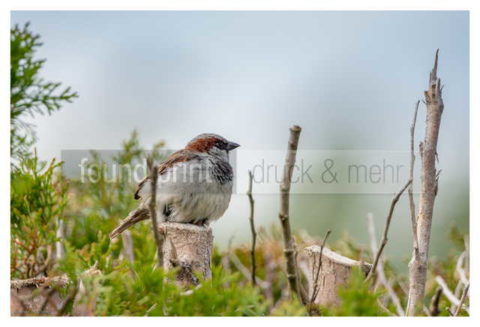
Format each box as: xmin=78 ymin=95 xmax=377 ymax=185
xmin=217 ymin=140 xmax=228 ymax=150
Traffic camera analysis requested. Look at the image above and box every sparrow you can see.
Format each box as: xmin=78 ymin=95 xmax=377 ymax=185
xmin=109 ymin=133 xmax=239 ymax=239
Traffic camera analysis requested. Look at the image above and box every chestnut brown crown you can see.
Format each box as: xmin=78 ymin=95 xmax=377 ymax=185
xmin=185 ymin=133 xmax=240 ymax=154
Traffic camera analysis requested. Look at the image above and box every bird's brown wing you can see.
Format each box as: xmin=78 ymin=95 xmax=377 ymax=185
xmin=111 ymin=150 xmax=202 ymax=239
xmin=133 ymin=149 xmax=201 ymax=200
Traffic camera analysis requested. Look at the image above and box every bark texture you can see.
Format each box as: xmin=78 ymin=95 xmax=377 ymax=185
xmin=305 ymin=246 xmax=371 ymax=306
xmin=278 ymin=125 xmax=303 ymax=301
xmin=406 ymin=50 xmax=444 ymax=315
xmin=160 ymin=222 xmax=213 ymax=286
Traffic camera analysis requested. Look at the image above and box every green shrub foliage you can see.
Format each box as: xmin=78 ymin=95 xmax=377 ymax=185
xmin=11 ymin=23 xmax=77 ymax=164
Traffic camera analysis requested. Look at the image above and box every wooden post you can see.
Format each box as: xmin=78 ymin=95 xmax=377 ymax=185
xmin=305 ymin=246 xmax=371 ymax=306
xmin=159 ymin=223 xmax=213 ymax=286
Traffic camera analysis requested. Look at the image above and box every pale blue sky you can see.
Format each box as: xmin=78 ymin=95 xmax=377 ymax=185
xmin=11 ymin=11 xmax=469 ymax=265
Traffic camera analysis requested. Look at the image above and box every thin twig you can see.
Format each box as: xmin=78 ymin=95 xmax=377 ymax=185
xmin=423 ymin=306 xmax=432 ymax=316
xmin=453 ymin=284 xmax=470 ymax=316
xmin=454 ymin=280 xmax=463 ymax=299
xmin=366 ymin=213 xmax=405 ymax=316
xmin=278 ymin=125 xmax=304 ymax=303
xmin=377 ymin=299 xmax=396 ymax=316
xmin=408 ymin=100 xmax=420 ymax=252
xmin=435 ymin=276 xmax=464 ymax=310
xmin=429 ymin=287 xmax=442 ymax=316
xmin=37 ymin=288 xmax=56 ymax=315
xmin=247 ymin=170 xmax=257 ymax=286
xmin=294 ymin=238 xmax=309 ymax=303
xmin=56 ymin=287 xmax=78 ymax=316
xmin=228 ymin=253 xmax=268 ymax=289
xmin=366 ymin=179 xmax=412 ymax=281
xmin=147 ymin=157 xmax=164 ymax=268
xmin=309 ymin=230 xmax=331 ymax=304
xmin=464 ymin=235 xmax=469 ymax=271
xmin=456 ymin=251 xmax=469 ymax=286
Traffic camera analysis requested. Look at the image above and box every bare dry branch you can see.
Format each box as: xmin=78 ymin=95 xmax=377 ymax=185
xmin=229 ymin=253 xmax=269 ymax=290
xmin=377 ymin=299 xmax=396 ymax=316
xmin=37 ymin=288 xmax=56 ymax=315
xmin=309 ymin=230 xmax=331 ymax=304
xmin=247 ymin=170 xmax=257 ymax=286
xmin=11 ymin=275 xmax=70 ymax=289
xmin=408 ymin=101 xmax=420 ymax=252
xmin=454 ymin=280 xmax=463 ymax=299
xmin=278 ymin=125 xmax=304 ymax=302
xmin=366 ymin=213 xmax=405 ymax=316
xmin=429 ymin=287 xmax=442 ymax=316
xmin=147 ymin=156 xmax=164 ymax=268
xmin=453 ymin=284 xmax=470 ymax=316
xmin=434 ymin=276 xmax=467 ymax=313
xmin=456 ymin=251 xmax=469 ymax=286
xmin=56 ymin=287 xmax=78 ymax=316
xmin=407 ymin=50 xmax=445 ymax=315
xmin=366 ymin=179 xmax=412 ymax=281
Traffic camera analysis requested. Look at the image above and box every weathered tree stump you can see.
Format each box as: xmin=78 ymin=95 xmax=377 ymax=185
xmin=305 ymin=246 xmax=372 ymax=306
xmin=10 ymin=275 xmax=70 ymax=316
xmin=159 ymin=222 xmax=213 ymax=286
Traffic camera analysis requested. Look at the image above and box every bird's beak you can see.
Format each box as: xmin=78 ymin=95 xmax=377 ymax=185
xmin=226 ymin=141 xmax=240 ymax=151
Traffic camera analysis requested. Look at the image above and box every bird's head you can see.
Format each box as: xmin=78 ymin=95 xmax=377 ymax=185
xmin=185 ymin=133 xmax=240 ymax=160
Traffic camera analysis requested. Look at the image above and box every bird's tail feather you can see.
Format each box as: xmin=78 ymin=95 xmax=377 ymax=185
xmin=109 ymin=208 xmax=150 ymax=239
